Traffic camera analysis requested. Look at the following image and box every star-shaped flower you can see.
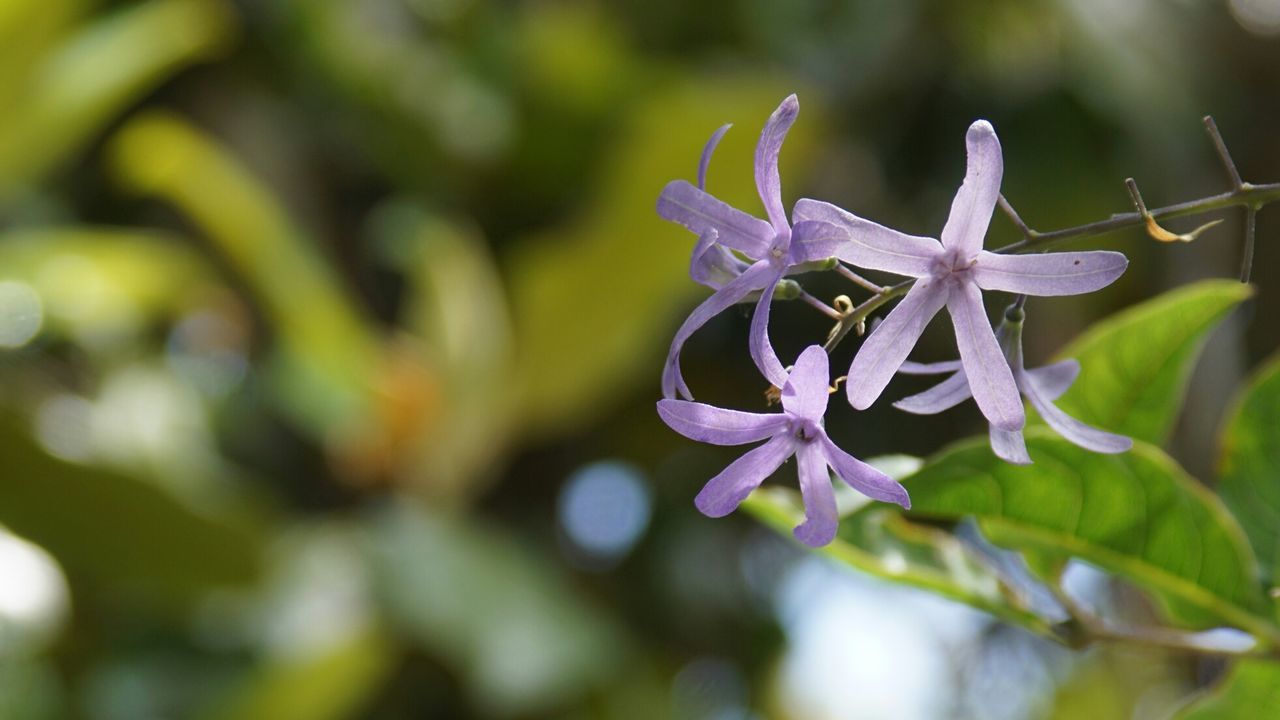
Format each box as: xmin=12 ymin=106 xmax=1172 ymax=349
xmin=795 ymin=120 xmax=1128 ymax=431
xmin=657 ymin=345 xmax=909 ymax=547
xmin=894 ymin=306 xmax=1132 ymax=464
xmin=657 ymin=95 xmax=848 ymax=399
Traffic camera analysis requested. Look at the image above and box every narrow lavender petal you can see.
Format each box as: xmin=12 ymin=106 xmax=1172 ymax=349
xmin=754 ymin=94 xmax=800 ymax=235
xmin=787 ymin=220 xmax=849 ymax=264
xmin=947 ymin=281 xmax=1024 ymax=431
xmin=939 ymin=120 xmax=1003 ymax=259
xmin=663 ymin=261 xmax=774 ymax=399
xmin=657 ymin=180 xmax=773 ymax=257
xmin=794 ymin=443 xmax=839 ymax=547
xmin=656 ymin=399 xmax=788 ymax=446
xmin=1025 ymin=359 xmax=1080 ymax=401
xmin=694 ymin=435 xmax=796 ymax=517
xmin=781 ymin=345 xmax=831 ymax=421
xmin=748 ymin=269 xmax=790 ymax=389
xmin=1024 ymin=378 xmax=1133 ymax=454
xmin=792 ymin=198 xmax=938 ymax=277
xmin=898 ymin=359 xmax=964 ymax=375
xmin=819 ymin=433 xmax=910 ymax=508
xmin=697 ymin=124 xmax=732 ymax=191
xmin=689 ymin=229 xmax=748 ymax=289
xmin=990 ymin=426 xmax=1032 ymax=465
xmin=893 ymin=370 xmax=973 ymax=415
xmin=972 ymin=251 xmax=1128 ymax=296
xmin=846 ymin=281 xmax=949 ymax=410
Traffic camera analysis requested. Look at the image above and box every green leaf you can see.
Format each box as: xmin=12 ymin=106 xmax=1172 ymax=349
xmin=903 ymin=431 xmax=1275 ymax=639
xmin=1048 ymin=279 xmax=1252 ymax=445
xmin=200 ymin=629 xmax=395 ymax=720
xmin=741 ymin=486 xmax=1054 ymax=635
xmin=1174 ymin=660 xmax=1280 ymax=719
xmin=1218 ymin=352 xmax=1280 ymax=586
xmin=0 ymin=0 xmax=236 ymax=201
xmin=0 ymin=416 xmax=262 ymax=611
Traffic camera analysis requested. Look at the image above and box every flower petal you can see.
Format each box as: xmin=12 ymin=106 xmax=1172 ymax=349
xmin=947 ymin=281 xmax=1024 ymax=431
xmin=820 ymin=433 xmax=910 ymax=508
xmin=748 ymin=269 xmax=790 ymax=389
xmin=898 ymin=359 xmax=964 ymax=375
xmin=663 ymin=261 xmax=774 ymax=399
xmin=788 ymin=219 xmax=850 ymax=264
xmin=846 ymin=280 xmax=949 ymax=410
xmin=781 ymin=345 xmax=831 ymax=421
xmin=657 ymin=180 xmax=773 ymax=257
xmin=990 ymin=426 xmax=1032 ymax=465
xmin=1025 ymin=359 xmax=1080 ymax=401
xmin=972 ymin=250 xmax=1128 ymax=296
xmin=1023 ymin=378 xmax=1133 ymax=454
xmin=656 ymin=399 xmax=788 ymax=446
xmin=794 ymin=443 xmax=839 ymax=547
xmin=694 ymin=435 xmax=796 ymax=517
xmin=689 ymin=229 xmax=749 ymax=289
xmin=893 ymin=370 xmax=973 ymax=415
xmin=755 ymin=94 xmax=800 ymax=234
xmin=697 ymin=124 xmax=732 ymax=191
xmin=939 ymin=120 xmax=1002 ymax=258
xmin=792 ymin=199 xmax=939 ymax=277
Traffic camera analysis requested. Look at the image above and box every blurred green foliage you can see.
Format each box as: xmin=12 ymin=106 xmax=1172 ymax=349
xmin=0 ymin=0 xmax=1278 ymax=718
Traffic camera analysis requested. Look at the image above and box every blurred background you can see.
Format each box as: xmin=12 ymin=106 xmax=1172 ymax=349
xmin=0 ymin=0 xmax=1278 ymax=717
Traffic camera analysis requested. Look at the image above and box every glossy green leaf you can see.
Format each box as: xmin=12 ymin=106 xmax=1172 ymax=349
xmin=1048 ymin=279 xmax=1252 ymax=445
xmin=0 ymin=0 xmax=235 ymax=201
xmin=741 ymin=483 xmax=1054 ymax=635
xmin=0 ymin=416 xmax=262 ymax=610
xmin=903 ymin=431 xmax=1275 ymax=638
xmin=508 ymin=79 xmax=817 ymax=437
xmin=1174 ymin=660 xmax=1280 ymax=719
xmin=1218 ymin=353 xmax=1280 ymax=586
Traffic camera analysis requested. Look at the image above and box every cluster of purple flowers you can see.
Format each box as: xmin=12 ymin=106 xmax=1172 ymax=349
xmin=656 ymin=95 xmax=1131 ymax=547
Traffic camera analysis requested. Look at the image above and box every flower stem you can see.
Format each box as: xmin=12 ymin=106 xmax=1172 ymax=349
xmin=797 ymin=290 xmax=842 ymax=320
xmin=836 ymin=263 xmax=885 ymax=293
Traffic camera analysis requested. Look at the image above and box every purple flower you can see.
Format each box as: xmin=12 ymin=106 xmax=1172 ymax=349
xmin=657 ymin=345 xmax=909 ymax=547
xmin=657 ymin=95 xmax=849 ymax=399
xmin=894 ymin=307 xmax=1132 ymax=464
xmin=795 ymin=120 xmax=1128 ymax=431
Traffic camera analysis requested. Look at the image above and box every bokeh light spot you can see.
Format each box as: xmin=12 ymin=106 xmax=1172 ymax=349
xmin=0 ymin=281 xmax=43 ymax=348
xmin=1231 ymin=0 xmax=1280 ymax=35
xmin=557 ymin=461 xmax=651 ymax=567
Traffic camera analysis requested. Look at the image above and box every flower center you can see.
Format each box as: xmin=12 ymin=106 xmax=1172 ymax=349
xmin=789 ymin=416 xmax=821 ymax=443
xmin=768 ymin=229 xmax=792 ymax=264
xmin=929 ymin=248 xmax=976 ymax=284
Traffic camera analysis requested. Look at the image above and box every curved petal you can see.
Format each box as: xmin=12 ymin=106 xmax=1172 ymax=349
xmin=972 ymin=251 xmax=1128 ymax=296
xmin=794 ymin=443 xmax=839 ymax=547
xmin=698 ymin=124 xmax=732 ymax=191
xmin=819 ymin=433 xmax=910 ymax=508
xmin=755 ymin=94 xmax=800 ymax=234
xmin=1025 ymin=359 xmax=1080 ymax=401
xmin=788 ymin=220 xmax=850 ymax=264
xmin=846 ymin=280 xmax=950 ymax=410
xmin=893 ymin=370 xmax=973 ymax=415
xmin=781 ymin=345 xmax=830 ymax=421
xmin=656 ymin=399 xmax=787 ymax=446
xmin=947 ymin=281 xmax=1024 ymax=431
xmin=1023 ymin=380 xmax=1133 ymax=454
xmin=793 ymin=198 xmax=939 ymax=277
xmin=689 ymin=229 xmax=749 ymax=289
xmin=898 ymin=359 xmax=963 ymax=375
xmin=663 ymin=261 xmax=774 ymax=399
xmin=694 ymin=435 xmax=796 ymax=517
xmin=990 ymin=426 xmax=1032 ymax=465
xmin=939 ymin=120 xmax=1002 ymax=258
xmin=657 ymin=180 xmax=773 ymax=257
xmin=748 ymin=269 xmax=790 ymax=389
